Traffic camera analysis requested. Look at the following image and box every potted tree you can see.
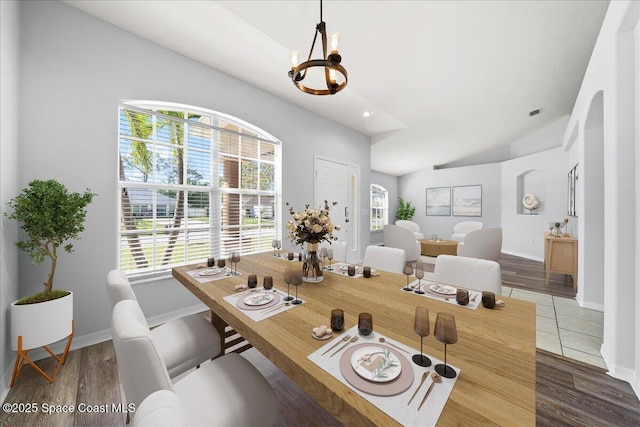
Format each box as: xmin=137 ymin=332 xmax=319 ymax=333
xmin=395 ymin=197 xmax=416 ymax=220
xmin=5 ymin=179 xmax=95 ymax=385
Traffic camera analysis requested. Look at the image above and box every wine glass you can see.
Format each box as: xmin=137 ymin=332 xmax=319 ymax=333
xmin=276 ymin=240 xmax=282 ymax=257
xmin=412 ymin=307 xmax=432 ymax=367
xmin=320 ymin=247 xmax=328 ymax=269
xmin=326 ymin=248 xmax=334 ymax=271
xmin=232 ymin=252 xmax=241 ymax=275
xmin=403 ymin=262 xmax=414 ymax=291
xmin=434 ymin=312 xmax=458 ymax=378
xmin=283 ymin=268 xmax=293 ymax=301
xmin=414 ymin=263 xmax=425 ymax=294
xmin=271 ymin=240 xmax=278 ymax=256
xmin=291 ymin=270 xmax=303 ymax=305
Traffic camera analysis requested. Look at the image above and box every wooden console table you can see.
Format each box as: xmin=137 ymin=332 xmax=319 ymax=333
xmin=543 ymin=232 xmax=578 ymax=289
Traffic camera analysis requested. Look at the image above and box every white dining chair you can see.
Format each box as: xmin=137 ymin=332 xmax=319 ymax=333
xmin=433 ymin=255 xmax=502 ymax=295
xmin=133 ymin=390 xmax=184 ymax=427
xmin=112 ymin=299 xmax=279 ymax=427
xmin=363 ymin=245 xmax=406 ymax=274
xmin=319 ymin=240 xmax=348 ymax=263
xmin=106 ymin=270 xmax=221 ymax=378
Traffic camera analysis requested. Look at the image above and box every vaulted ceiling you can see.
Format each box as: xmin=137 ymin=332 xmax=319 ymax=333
xmin=64 ymin=0 xmax=609 ymax=176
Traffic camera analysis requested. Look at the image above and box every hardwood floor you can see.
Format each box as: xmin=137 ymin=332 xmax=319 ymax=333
xmin=498 ymin=253 xmax=577 ymax=299
xmin=3 ymin=254 xmax=637 ymax=426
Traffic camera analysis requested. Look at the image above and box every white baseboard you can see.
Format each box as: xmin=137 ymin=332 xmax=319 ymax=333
xmin=1 ymin=367 xmax=11 ymax=405
xmin=600 ymin=343 xmax=640 ymax=401
xmin=501 ymin=250 xmax=544 ymax=263
xmin=576 ymin=298 xmax=604 ymax=312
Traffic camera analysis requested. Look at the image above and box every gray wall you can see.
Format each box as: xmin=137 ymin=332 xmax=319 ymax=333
xmin=398 ymin=163 xmax=502 ymax=240
xmin=3 ymin=0 xmax=371 ymax=366
xmin=0 ymin=0 xmax=20 ymax=399
xmin=370 ymin=171 xmax=398 ymax=245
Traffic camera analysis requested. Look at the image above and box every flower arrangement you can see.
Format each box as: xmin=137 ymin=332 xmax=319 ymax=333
xmin=286 ymin=201 xmax=340 ymax=247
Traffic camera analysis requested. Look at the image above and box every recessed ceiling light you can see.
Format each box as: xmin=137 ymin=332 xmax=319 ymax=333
xmin=363 ymin=111 xmax=373 ymax=118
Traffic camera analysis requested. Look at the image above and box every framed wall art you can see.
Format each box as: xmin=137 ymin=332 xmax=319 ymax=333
xmin=452 ymin=185 xmax=482 ymax=217
xmin=426 ymin=187 xmax=451 ymax=216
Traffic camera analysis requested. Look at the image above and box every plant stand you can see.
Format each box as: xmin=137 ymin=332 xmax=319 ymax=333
xmin=10 ymin=320 xmax=74 ymax=386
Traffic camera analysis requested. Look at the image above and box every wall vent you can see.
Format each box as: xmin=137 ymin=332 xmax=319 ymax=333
xmin=529 ymin=109 xmax=540 ymax=117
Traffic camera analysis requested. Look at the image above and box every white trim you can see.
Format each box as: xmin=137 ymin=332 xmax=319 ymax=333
xmin=501 ymin=249 xmax=544 ymax=263
xmin=576 ymin=298 xmax=605 ymax=312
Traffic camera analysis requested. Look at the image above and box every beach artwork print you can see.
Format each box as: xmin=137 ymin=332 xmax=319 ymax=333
xmin=452 ymin=185 xmax=482 ymax=217
xmin=426 ymin=187 xmax=451 ymax=216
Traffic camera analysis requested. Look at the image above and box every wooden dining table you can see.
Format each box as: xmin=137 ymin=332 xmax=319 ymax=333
xmin=173 ymin=252 xmax=536 ymax=426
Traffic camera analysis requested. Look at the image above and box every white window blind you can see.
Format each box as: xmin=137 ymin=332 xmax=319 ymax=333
xmin=370 ymin=184 xmax=388 ymax=231
xmin=118 ymin=103 xmax=280 ymax=278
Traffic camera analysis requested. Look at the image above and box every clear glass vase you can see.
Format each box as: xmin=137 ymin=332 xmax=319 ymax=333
xmin=302 ymin=243 xmax=324 ymax=283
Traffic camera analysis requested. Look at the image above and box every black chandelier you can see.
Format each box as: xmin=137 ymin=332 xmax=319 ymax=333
xmin=288 ymin=0 xmax=348 ymax=95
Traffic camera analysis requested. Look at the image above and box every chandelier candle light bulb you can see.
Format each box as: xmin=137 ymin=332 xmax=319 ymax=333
xmin=287 ymin=0 xmax=348 ymax=95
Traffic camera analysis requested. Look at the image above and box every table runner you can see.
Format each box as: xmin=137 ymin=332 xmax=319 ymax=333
xmin=222 ymin=288 xmax=304 ymax=322
xmin=308 ymin=325 xmax=459 ymax=427
xmin=403 ymin=280 xmax=482 ymax=310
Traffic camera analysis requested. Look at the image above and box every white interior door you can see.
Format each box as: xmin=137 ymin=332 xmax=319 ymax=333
xmin=315 ymin=157 xmax=357 ymax=261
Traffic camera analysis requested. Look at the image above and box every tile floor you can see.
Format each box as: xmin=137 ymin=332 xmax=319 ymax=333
xmin=503 ymin=286 xmax=606 ymax=369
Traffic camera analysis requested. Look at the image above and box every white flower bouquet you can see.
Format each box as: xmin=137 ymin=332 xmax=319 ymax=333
xmin=286 ymin=201 xmax=340 ymax=247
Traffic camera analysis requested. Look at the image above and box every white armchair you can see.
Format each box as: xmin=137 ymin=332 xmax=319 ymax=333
xmin=395 ymin=220 xmax=425 ymax=240
xmin=457 ymin=228 xmax=503 ymax=261
xmin=383 ymin=225 xmax=421 ymax=262
xmin=451 ymin=221 xmax=483 ymax=242
xmin=433 ymin=255 xmax=502 ymax=295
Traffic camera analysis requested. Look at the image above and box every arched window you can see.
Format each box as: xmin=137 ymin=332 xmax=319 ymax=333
xmin=370 ymin=184 xmax=388 ymax=231
xmin=118 ymin=101 xmax=281 ymax=278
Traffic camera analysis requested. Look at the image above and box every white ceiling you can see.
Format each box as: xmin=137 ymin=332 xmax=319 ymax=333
xmin=64 ymin=0 xmax=609 ymax=176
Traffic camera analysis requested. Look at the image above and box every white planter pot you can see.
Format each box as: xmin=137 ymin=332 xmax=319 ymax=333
xmin=11 ymin=291 xmax=73 ymax=350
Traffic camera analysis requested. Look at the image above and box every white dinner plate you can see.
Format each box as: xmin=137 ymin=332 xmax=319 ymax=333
xmin=198 ymin=267 xmax=220 ymax=276
xmin=350 ymin=346 xmax=401 ymax=383
xmin=243 ymin=292 xmax=275 ymax=306
xmin=429 ymin=283 xmax=457 ymax=295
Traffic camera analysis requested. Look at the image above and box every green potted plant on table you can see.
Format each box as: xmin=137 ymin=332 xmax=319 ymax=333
xmin=5 ymin=179 xmax=95 ymax=386
xmin=395 ymin=197 xmax=416 ymax=220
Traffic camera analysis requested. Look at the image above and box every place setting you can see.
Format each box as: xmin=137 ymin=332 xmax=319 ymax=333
xmin=222 ymin=268 xmax=305 ymax=321
xmin=308 ymin=310 xmax=460 ymax=426
xmin=402 ymin=272 xmax=482 ymax=309
xmin=187 ymin=257 xmax=232 ymax=283
xmin=327 ymin=263 xmax=367 ymax=278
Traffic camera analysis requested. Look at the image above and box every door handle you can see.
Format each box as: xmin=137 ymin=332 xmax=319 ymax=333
xmin=344 ymin=207 xmax=349 ymax=223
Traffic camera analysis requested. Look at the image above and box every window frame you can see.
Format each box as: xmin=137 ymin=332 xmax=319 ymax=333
xmin=117 ymin=101 xmax=281 ymax=280
xmin=370 ymin=184 xmax=389 ymax=232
